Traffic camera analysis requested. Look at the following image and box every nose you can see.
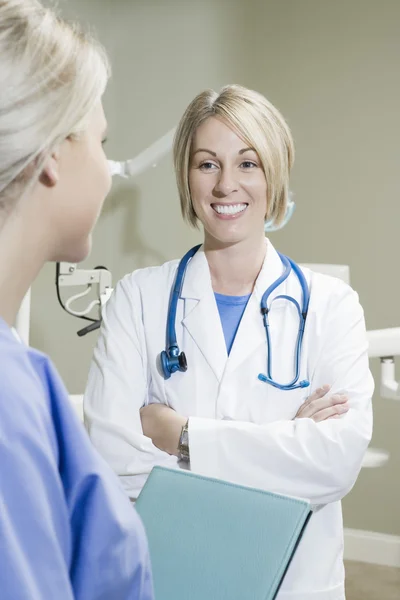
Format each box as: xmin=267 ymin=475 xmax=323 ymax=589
xmin=213 ymin=166 xmax=239 ymax=197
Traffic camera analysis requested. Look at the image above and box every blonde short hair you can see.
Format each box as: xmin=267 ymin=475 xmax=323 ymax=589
xmin=0 ymin=0 xmax=110 ymax=205
xmin=173 ymin=84 xmax=294 ymax=228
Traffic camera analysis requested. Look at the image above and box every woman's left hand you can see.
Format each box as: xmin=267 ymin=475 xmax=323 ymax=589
xmin=140 ymin=404 xmax=187 ymax=456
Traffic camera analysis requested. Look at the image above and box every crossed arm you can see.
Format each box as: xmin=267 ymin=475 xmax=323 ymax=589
xmin=140 ymin=385 xmax=350 ymax=457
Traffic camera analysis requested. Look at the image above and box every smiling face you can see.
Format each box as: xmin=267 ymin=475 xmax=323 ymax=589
xmin=189 ymin=116 xmax=268 ymax=248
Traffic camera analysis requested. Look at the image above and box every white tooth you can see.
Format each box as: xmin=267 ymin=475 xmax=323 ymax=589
xmin=215 ymin=203 xmax=246 ymax=215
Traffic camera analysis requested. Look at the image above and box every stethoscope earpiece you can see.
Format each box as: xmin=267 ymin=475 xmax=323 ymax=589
xmin=258 ymin=374 xmax=310 ymax=391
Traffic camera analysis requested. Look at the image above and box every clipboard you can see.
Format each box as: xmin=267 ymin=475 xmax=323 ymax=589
xmin=136 ymin=467 xmax=312 ymax=600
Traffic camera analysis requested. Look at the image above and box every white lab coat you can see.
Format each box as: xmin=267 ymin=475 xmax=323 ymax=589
xmin=84 ymin=239 xmax=373 ymax=600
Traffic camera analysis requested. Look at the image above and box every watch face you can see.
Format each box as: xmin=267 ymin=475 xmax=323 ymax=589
xmin=178 ymin=428 xmax=190 ymax=461
xmin=180 ymin=449 xmax=190 ymax=461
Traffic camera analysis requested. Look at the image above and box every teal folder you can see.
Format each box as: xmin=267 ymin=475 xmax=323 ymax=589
xmin=135 ymin=467 xmax=312 ymax=600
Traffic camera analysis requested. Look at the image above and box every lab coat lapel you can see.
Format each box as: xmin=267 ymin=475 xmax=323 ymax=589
xmin=226 ymin=239 xmax=285 ymax=374
xmin=181 ymin=247 xmax=227 ymax=382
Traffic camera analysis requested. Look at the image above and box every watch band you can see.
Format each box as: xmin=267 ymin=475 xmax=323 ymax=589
xmin=178 ymin=419 xmax=190 ymax=462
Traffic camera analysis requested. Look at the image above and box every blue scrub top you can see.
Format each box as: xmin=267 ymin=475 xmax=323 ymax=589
xmin=0 ymin=319 xmax=153 ymax=600
xmin=214 ymin=292 xmax=251 ymax=355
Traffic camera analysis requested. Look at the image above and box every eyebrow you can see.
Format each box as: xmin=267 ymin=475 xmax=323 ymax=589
xmin=192 ymin=148 xmax=217 ymax=157
xmin=239 ymin=147 xmax=256 ymax=155
xmin=192 ymin=147 xmax=256 ymax=157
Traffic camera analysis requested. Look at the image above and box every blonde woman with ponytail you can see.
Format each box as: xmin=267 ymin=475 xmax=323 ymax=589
xmin=0 ymin=2 xmax=153 ymax=598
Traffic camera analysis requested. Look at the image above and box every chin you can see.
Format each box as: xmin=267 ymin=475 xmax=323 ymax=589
xmin=208 ymin=220 xmax=265 ymax=247
xmin=52 ymin=236 xmax=92 ymax=263
xmin=207 ymin=227 xmax=249 ymax=247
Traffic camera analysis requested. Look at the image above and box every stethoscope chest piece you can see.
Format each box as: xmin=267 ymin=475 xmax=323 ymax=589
xmin=160 ymin=347 xmax=187 ymax=379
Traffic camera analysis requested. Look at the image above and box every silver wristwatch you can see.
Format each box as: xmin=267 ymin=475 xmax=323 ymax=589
xmin=178 ymin=419 xmax=190 ymax=462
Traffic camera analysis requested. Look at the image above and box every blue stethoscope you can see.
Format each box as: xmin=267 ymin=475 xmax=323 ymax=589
xmin=160 ymin=245 xmax=310 ymax=391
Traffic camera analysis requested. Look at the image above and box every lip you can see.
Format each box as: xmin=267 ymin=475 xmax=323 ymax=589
xmin=211 ymin=202 xmax=248 ymax=220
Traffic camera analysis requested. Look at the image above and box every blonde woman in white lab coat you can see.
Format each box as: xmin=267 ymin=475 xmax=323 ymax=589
xmin=84 ymin=85 xmax=373 ymax=600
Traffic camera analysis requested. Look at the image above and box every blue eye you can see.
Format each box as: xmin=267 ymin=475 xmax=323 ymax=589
xmin=241 ymin=161 xmax=257 ymax=169
xmin=200 ymin=162 xmax=218 ymax=171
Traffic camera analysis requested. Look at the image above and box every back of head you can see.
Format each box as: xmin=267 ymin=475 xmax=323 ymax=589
xmin=0 ymin=0 xmax=110 ymax=207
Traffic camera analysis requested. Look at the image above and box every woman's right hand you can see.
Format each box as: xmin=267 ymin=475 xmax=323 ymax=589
xmin=295 ymin=385 xmax=349 ymax=422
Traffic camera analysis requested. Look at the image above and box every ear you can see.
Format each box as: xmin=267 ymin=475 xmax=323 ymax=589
xmin=39 ymin=149 xmax=61 ymax=187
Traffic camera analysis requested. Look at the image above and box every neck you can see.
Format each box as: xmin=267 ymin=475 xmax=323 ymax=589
xmin=0 ymin=209 xmax=47 ymax=327
xmin=204 ymin=232 xmax=267 ymax=295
